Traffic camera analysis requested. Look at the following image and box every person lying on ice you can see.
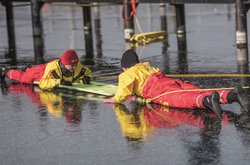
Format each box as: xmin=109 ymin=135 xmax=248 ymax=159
xmin=0 ymin=49 xmax=92 ymax=90
xmin=112 ymin=49 xmax=250 ymax=117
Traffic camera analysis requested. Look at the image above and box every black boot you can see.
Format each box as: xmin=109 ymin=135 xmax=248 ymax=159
xmin=203 ymin=92 xmax=223 ymax=117
xmin=228 ymin=85 xmax=249 ymax=112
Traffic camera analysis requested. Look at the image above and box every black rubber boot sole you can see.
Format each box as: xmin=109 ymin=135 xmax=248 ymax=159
xmin=207 ymin=92 xmax=223 ymax=117
xmin=233 ymin=85 xmax=250 ymax=112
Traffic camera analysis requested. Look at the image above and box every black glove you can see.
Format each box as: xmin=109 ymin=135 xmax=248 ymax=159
xmin=60 ymin=79 xmax=72 ymax=86
xmin=82 ymin=76 xmax=91 ymax=84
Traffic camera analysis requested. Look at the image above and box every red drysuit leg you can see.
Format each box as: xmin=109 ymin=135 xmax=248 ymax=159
xmin=7 ymin=64 xmax=46 ymax=84
xmin=142 ymin=72 xmax=230 ymax=109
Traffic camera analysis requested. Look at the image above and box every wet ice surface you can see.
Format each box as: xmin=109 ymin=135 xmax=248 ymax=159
xmin=1 ymin=3 xmax=250 ymax=165
xmin=1 ymin=89 xmax=250 ymax=165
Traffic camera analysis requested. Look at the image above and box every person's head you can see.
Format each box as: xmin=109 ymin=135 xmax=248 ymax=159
xmin=60 ymin=49 xmax=79 ymax=72
xmin=121 ymin=49 xmax=139 ymax=70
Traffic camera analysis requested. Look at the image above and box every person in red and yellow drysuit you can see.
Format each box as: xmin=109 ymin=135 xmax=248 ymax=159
xmin=113 ymin=49 xmax=249 ymax=117
xmin=0 ymin=49 xmax=92 ymax=90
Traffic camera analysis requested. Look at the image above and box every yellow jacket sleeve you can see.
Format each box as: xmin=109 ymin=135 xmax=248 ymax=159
xmin=78 ymin=67 xmax=93 ymax=83
xmin=113 ymin=73 xmax=135 ymax=103
xmin=39 ymin=61 xmax=61 ymax=90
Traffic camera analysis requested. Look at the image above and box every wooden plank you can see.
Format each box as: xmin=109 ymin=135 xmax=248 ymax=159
xmin=139 ymin=0 xmax=234 ymax=3
xmin=77 ymin=0 xmax=234 ymax=3
xmin=0 ymin=0 xmax=235 ymax=4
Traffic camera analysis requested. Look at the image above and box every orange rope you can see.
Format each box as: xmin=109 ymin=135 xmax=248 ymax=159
xmin=122 ymin=0 xmax=137 ymax=21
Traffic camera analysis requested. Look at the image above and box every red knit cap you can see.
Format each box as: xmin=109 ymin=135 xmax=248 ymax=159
xmin=60 ymin=49 xmax=79 ymax=65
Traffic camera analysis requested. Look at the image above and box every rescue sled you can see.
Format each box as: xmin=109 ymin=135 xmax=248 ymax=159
xmin=130 ymin=31 xmax=167 ymax=46
xmin=34 ymin=81 xmax=117 ymax=97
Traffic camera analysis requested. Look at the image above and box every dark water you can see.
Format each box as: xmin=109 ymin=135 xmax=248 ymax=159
xmin=1 ymin=3 xmax=250 ymax=165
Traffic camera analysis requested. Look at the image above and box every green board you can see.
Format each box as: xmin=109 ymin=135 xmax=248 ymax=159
xmin=60 ymin=82 xmax=117 ymax=96
xmin=34 ymin=81 xmax=117 ymax=97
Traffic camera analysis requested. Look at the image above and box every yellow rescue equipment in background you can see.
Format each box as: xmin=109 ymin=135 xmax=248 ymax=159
xmin=130 ymin=11 xmax=167 ymax=46
xmin=130 ymin=31 xmax=167 ymax=46
xmin=123 ymin=0 xmax=167 ymax=46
